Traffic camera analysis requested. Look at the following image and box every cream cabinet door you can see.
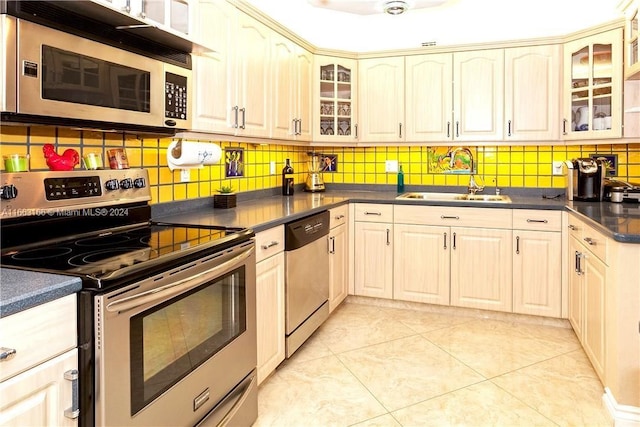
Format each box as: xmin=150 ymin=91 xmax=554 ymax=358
xmin=513 ymin=230 xmax=562 ymax=317
xmin=393 ymin=223 xmax=450 ymax=305
xmin=256 ymin=251 xmax=285 ymax=385
xmin=190 ymin=0 xmax=236 ymax=133
xmin=0 ymin=349 xmax=78 ymax=427
xmin=568 ymin=235 xmax=584 ymax=340
xmin=358 ymin=57 xmax=405 ymax=142
xmin=450 ymin=227 xmax=512 ymax=312
xmin=504 ymin=45 xmax=561 ymax=141
xmin=329 ymin=223 xmax=348 ymax=312
xmin=295 ymin=47 xmax=313 ymax=141
xmin=354 ymin=221 xmax=393 ymax=299
xmin=405 ymin=53 xmax=453 ymax=142
xmin=271 ymin=34 xmax=297 ymax=140
xmin=453 ymin=50 xmax=504 ymax=141
xmin=583 ymin=251 xmax=606 ymax=381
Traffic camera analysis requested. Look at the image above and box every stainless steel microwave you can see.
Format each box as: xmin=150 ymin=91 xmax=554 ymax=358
xmin=0 ymin=15 xmax=192 ymax=134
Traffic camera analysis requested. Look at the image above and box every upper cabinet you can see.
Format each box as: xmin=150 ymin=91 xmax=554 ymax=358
xmin=314 ymin=56 xmax=359 ymax=143
xmin=358 ymin=57 xmax=405 ymax=142
xmin=129 ymin=0 xmax=191 ymax=35
xmin=191 ymin=3 xmax=271 ymax=138
xmin=621 ymin=0 xmax=640 ymax=79
xmin=563 ymin=29 xmax=623 ymax=140
xmin=272 ymin=35 xmax=312 ymax=141
xmin=504 ymin=45 xmax=562 ymax=141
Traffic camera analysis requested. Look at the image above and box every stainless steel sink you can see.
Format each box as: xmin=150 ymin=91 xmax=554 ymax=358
xmin=396 ymin=192 xmax=512 ymax=203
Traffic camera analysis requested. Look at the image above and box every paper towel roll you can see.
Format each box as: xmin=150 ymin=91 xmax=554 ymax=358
xmin=167 ymin=140 xmax=222 ymax=170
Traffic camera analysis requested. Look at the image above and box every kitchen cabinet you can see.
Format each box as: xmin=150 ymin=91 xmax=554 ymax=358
xmin=272 ymin=34 xmax=312 ymax=141
xmin=128 ymin=0 xmax=191 ymax=36
xmin=567 ymin=214 xmax=607 ymax=381
xmin=512 ymin=210 xmax=562 ymax=317
xmin=191 ymin=5 xmax=271 ymax=137
xmin=314 ymin=56 xmax=358 ymax=142
xmin=562 ymin=28 xmax=623 ymax=140
xmin=328 ymin=204 xmax=349 ymax=312
xmin=358 ymin=57 xmax=405 ymax=142
xmin=504 ymin=45 xmax=562 ymax=141
xmin=354 ymin=203 xmax=394 ymax=299
xmin=621 ymin=0 xmax=640 ymax=80
xmin=393 ymin=205 xmax=512 ymax=312
xmin=0 ymin=295 xmax=78 ymax=426
xmin=255 ymin=226 xmax=285 ymax=385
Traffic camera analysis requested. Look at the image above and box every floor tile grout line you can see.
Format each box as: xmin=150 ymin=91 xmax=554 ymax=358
xmin=489 ymin=379 xmax=563 ymax=427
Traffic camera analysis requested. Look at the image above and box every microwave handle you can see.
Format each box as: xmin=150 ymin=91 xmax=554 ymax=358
xmin=106 ymin=245 xmax=254 ymax=313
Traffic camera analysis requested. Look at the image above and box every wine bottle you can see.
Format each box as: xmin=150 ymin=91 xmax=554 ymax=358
xmin=397 ymin=164 xmax=405 ymax=193
xmin=282 ymin=159 xmax=294 ymax=196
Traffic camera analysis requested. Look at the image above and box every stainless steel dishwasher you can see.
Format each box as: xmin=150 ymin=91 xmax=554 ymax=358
xmin=284 ymin=210 xmax=330 ymax=357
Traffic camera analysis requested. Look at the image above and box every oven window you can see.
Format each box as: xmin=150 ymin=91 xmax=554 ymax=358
xmin=129 ymin=266 xmax=246 ymax=415
xmin=41 ymin=46 xmax=151 ymax=112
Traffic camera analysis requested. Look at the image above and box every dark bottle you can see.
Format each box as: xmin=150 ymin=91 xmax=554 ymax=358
xmin=397 ymin=164 xmax=405 ymax=193
xmin=282 ymin=159 xmax=294 ymax=196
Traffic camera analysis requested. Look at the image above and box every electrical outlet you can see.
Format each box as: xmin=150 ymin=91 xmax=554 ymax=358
xmin=552 ymin=161 xmax=564 ymax=176
xmin=385 ymin=160 xmax=398 ymax=173
xmin=270 ymin=161 xmax=276 ymax=175
xmin=180 ymin=169 xmax=190 ymax=182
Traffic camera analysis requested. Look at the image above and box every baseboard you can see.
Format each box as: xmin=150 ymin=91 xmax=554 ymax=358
xmin=603 ymin=387 xmax=640 ymax=427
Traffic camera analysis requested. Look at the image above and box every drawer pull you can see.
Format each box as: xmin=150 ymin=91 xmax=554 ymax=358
xmin=334 ymin=214 xmax=345 ymax=220
xmin=64 ymin=369 xmax=80 ymax=419
xmin=364 ymin=211 xmax=382 ymax=216
xmin=0 ymin=347 xmax=16 ymax=361
xmin=261 ymin=241 xmax=279 ymax=250
xmin=583 ymin=237 xmax=595 ymax=246
xmin=568 ymin=224 xmax=577 ymax=230
xmin=526 ymin=219 xmax=548 ymax=223
xmin=441 ymin=215 xmax=459 ymax=220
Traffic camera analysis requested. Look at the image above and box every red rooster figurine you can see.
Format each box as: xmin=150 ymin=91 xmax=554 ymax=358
xmin=43 ymin=144 xmax=80 ymax=171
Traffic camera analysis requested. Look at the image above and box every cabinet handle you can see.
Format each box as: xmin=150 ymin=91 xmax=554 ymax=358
xmin=292 ymin=118 xmax=297 ymax=135
xmin=583 ymin=237 xmax=595 ymax=246
xmin=239 ymin=107 xmax=246 ymax=129
xmin=364 ymin=211 xmax=382 ymax=216
xmin=298 ymin=119 xmax=302 ymax=135
xmin=455 ymin=121 xmax=460 ymax=137
xmin=233 ymin=106 xmax=239 ymax=128
xmin=563 ymin=118 xmax=568 ymax=135
xmin=64 ymin=369 xmax=80 ymax=419
xmin=328 ymin=236 xmax=336 ymax=254
xmin=516 ymin=235 xmax=520 ymax=254
xmin=440 ymin=215 xmax=459 ymax=220
xmin=334 ymin=214 xmax=345 ymax=220
xmin=568 ymin=224 xmax=577 ymax=230
xmin=386 ymin=229 xmax=390 ymax=246
xmin=575 ymin=251 xmax=583 ymax=275
xmin=508 ymin=120 xmax=512 ymax=136
xmin=452 ymin=232 xmax=457 ymax=250
xmin=354 ymin=124 xmax=358 ymax=138
xmin=526 ymin=219 xmax=548 ymax=223
xmin=443 ymin=232 xmax=447 ymax=250
xmin=260 ymin=241 xmax=279 ymax=250
xmin=399 ymin=123 xmax=403 ymax=138
xmin=0 ymin=347 xmax=16 ymax=361
xmin=447 ymin=121 xmax=451 ymax=138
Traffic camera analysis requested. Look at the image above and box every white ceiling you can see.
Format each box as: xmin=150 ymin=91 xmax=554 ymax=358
xmin=241 ymin=0 xmax=625 ymax=52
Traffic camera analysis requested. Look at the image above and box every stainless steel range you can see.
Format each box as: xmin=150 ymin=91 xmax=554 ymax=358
xmin=0 ymin=170 xmax=258 ymax=427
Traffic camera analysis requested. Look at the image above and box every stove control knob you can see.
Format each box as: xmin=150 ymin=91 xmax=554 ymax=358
xmin=120 ymin=178 xmax=133 ymax=189
xmin=133 ymin=178 xmax=146 ymax=189
xmin=105 ymin=179 xmax=120 ymax=191
xmin=0 ymin=185 xmax=18 ymax=200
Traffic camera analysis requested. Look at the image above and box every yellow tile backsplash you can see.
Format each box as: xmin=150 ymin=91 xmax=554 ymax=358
xmin=2 ymin=125 xmax=640 ymax=204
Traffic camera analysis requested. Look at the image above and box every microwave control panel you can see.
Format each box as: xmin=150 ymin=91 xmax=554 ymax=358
xmin=165 ymin=72 xmax=188 ymax=121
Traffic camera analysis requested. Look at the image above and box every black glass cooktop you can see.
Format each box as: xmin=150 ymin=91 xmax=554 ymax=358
xmin=1 ymin=223 xmax=252 ymax=289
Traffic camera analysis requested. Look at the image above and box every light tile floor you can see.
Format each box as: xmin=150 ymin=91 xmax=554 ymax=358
xmin=254 ymin=298 xmax=612 ymax=427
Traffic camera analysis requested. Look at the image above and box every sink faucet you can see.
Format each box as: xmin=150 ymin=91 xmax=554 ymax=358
xmin=448 ymin=147 xmax=485 ymax=195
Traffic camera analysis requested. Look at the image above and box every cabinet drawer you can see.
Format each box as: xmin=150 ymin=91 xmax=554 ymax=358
xmin=394 ymin=205 xmax=512 ymax=229
xmin=0 ymin=294 xmax=77 ymax=382
xmin=581 ymin=221 xmax=608 ymax=264
xmin=567 ymin=214 xmax=584 ymax=240
xmin=330 ymin=204 xmax=348 ymax=229
xmin=255 ymin=226 xmax=285 ymax=263
xmin=513 ymin=209 xmax=562 ymax=231
xmin=354 ymin=203 xmax=393 ymax=222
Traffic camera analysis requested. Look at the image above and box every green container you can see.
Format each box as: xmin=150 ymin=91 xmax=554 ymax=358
xmin=4 ymin=155 xmax=29 ymax=172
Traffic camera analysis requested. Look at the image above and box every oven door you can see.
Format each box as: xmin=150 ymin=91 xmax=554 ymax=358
xmin=95 ymin=240 xmax=256 ymax=427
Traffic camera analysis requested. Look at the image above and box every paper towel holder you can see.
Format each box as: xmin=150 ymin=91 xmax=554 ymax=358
xmin=166 ymin=139 xmax=222 ymax=171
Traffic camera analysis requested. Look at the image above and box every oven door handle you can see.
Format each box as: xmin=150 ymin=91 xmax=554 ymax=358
xmin=106 ymin=245 xmax=255 ymax=313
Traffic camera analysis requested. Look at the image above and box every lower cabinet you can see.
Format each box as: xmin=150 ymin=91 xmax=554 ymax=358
xmin=255 ymin=227 xmax=285 ymax=385
xmin=328 ymin=205 xmax=349 ymax=312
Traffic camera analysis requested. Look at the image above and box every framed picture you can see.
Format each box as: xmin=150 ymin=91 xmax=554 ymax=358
xmin=320 ymin=154 xmax=337 ymax=172
xmin=224 ymin=148 xmax=244 ymax=178
xmin=589 ymin=153 xmax=617 ymax=176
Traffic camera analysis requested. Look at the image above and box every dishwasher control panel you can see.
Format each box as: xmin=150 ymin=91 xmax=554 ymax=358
xmin=285 ymin=211 xmax=330 ymax=250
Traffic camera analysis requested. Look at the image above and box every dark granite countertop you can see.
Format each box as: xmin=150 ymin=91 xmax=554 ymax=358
xmin=0 ymin=268 xmax=82 ymax=318
xmin=567 ymin=201 xmax=640 ymax=243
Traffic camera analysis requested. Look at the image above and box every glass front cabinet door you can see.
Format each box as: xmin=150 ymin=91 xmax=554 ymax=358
xmin=314 ymin=56 xmax=358 ymax=142
xmin=563 ymin=29 xmax=623 ymax=140
xmin=623 ymin=1 xmax=639 ymax=79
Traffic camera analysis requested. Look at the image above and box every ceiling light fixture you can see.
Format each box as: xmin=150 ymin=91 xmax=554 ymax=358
xmin=383 ymin=0 xmax=409 ymax=15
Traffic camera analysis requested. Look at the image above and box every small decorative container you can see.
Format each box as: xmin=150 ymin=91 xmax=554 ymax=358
xmin=214 ymin=193 xmax=237 ymax=209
